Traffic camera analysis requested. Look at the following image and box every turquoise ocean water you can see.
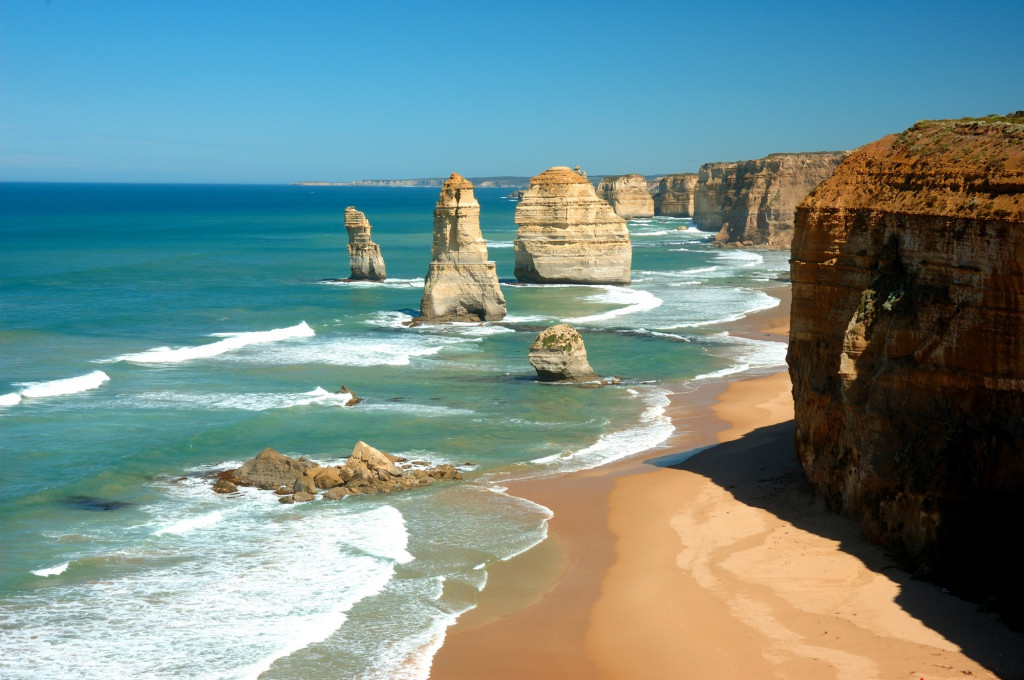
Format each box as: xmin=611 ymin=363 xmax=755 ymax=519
xmin=0 ymin=182 xmax=788 ymax=679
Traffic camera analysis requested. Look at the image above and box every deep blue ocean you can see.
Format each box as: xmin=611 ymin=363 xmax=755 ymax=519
xmin=0 ymin=182 xmax=788 ymax=679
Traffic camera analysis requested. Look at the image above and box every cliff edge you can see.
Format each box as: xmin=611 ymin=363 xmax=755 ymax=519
xmin=595 ymin=173 xmax=655 ymax=219
xmin=788 ymin=115 xmax=1024 ymax=623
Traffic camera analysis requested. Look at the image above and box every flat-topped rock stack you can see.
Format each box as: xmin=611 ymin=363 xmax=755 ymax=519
xmin=514 ymin=166 xmax=632 ymax=284
xmin=654 ymin=173 xmax=698 ymax=217
xmin=596 ymin=173 xmax=655 ymax=219
xmin=344 ymin=206 xmax=387 ymax=280
xmin=419 ymin=173 xmax=506 ymax=322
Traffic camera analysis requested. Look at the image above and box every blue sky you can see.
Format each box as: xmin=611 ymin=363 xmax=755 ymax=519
xmin=2 ymin=0 xmax=1022 ymax=183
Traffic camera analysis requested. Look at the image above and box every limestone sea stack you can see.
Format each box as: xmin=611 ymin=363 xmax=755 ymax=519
xmin=419 ymin=173 xmax=506 ymax=322
xmin=528 ymin=324 xmax=600 ymax=383
xmin=595 ymin=173 xmax=655 ymax=219
xmin=788 ymin=115 xmax=1024 ymax=620
xmin=693 ymin=151 xmax=850 ymax=248
xmin=344 ymin=206 xmax=386 ymax=280
xmin=653 ymin=173 xmax=698 ymax=217
xmin=514 ymin=166 xmax=631 ymax=284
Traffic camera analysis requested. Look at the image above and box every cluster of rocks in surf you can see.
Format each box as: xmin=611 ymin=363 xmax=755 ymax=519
xmin=212 ymin=441 xmax=463 ymax=501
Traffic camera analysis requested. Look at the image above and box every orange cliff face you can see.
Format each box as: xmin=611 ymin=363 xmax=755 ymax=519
xmin=787 ymin=116 xmax=1024 ymax=623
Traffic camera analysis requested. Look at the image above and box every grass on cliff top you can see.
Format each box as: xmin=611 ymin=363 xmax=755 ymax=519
xmin=910 ymin=111 xmax=1024 ymax=130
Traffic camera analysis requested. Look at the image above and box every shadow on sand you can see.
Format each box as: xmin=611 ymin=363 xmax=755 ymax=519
xmin=645 ymin=420 xmax=1024 ymax=679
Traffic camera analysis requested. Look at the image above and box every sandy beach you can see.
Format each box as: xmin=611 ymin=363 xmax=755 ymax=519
xmin=431 ymin=288 xmax=1024 ymax=680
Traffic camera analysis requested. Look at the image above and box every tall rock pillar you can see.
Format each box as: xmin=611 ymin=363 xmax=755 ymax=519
xmin=344 ymin=207 xmax=386 ymax=281
xmin=419 ymin=173 xmax=506 ymax=322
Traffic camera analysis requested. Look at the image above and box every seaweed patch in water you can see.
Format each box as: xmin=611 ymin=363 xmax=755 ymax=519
xmin=61 ymin=495 xmax=134 ymax=512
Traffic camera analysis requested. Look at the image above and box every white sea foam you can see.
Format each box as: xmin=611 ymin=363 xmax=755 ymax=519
xmin=691 ymin=333 xmax=788 ymax=382
xmin=31 ymin=562 xmax=69 ymax=577
xmin=1 ymin=492 xmax=414 ymax=680
xmin=0 ymin=392 xmax=24 ymax=407
xmin=153 ymin=510 xmax=223 ymax=536
xmin=321 ymin=277 xmax=423 ymax=288
xmin=239 ymin=335 xmax=451 ymax=367
xmin=17 ymin=371 xmax=111 ymax=399
xmin=518 ymin=386 xmax=673 ymax=475
xmin=714 ymin=249 xmax=764 ymax=266
xmin=111 ymin=321 xmax=315 ymax=364
xmin=129 ymin=386 xmax=353 ymax=411
xmin=564 ymin=286 xmax=663 ymax=324
xmin=486 ymin=240 xmax=514 ymax=248
xmin=367 ymin=310 xmax=416 ymax=328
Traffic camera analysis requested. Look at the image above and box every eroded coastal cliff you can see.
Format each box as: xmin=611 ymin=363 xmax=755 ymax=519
xmin=694 ymin=151 xmax=849 ymax=247
xmin=595 ymin=173 xmax=655 ymax=219
xmin=788 ymin=116 xmax=1024 ymax=621
xmin=653 ymin=173 xmax=698 ymax=217
xmin=514 ymin=166 xmax=631 ymax=284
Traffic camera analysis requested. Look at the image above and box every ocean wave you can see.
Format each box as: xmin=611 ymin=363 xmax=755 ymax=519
xmin=486 ymin=240 xmax=514 ymax=248
xmin=15 ymin=370 xmax=111 ymax=399
xmin=564 ymin=286 xmax=663 ymax=324
xmin=153 ymin=511 xmax=223 ymax=536
xmin=2 ymin=495 xmax=414 ymax=680
xmin=128 ymin=387 xmax=354 ymax=411
xmin=31 ymin=562 xmax=70 ymax=577
xmin=691 ymin=333 xmax=788 ymax=382
xmin=714 ymin=249 xmax=764 ymax=266
xmin=238 ymin=336 xmax=451 ymax=367
xmin=111 ymin=321 xmax=315 ymax=364
xmin=513 ymin=385 xmax=673 ymax=476
xmin=0 ymin=392 xmax=24 ymax=407
xmin=320 ymin=277 xmax=424 ymax=288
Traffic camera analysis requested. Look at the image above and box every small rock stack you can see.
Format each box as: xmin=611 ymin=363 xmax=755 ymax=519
xmin=528 ymin=324 xmax=600 ymax=383
xmin=345 ymin=206 xmax=387 ymax=281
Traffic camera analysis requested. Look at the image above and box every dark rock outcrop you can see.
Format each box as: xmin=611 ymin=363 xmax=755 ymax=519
xmin=528 ymin=324 xmax=600 ymax=383
xmin=654 ymin=173 xmax=698 ymax=217
xmin=344 ymin=207 xmax=386 ymax=281
xmin=693 ymin=151 xmax=850 ymax=247
xmin=788 ymin=115 xmax=1024 ymax=622
xmin=419 ymin=173 xmax=506 ymax=322
xmin=218 ymin=442 xmax=463 ymax=500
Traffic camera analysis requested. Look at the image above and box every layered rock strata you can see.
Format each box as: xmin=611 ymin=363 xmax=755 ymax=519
xmin=344 ymin=206 xmax=386 ymax=280
xmin=595 ymin=173 xmax=655 ymax=219
xmin=419 ymin=173 xmax=506 ymax=322
xmin=788 ymin=116 xmax=1024 ymax=620
xmin=514 ymin=166 xmax=631 ymax=284
xmin=528 ymin=324 xmax=600 ymax=383
xmin=216 ymin=442 xmax=462 ymax=500
xmin=693 ymin=151 xmax=849 ymax=247
xmin=653 ymin=173 xmax=698 ymax=217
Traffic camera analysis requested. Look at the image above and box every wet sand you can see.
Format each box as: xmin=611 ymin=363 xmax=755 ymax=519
xmin=430 ymin=288 xmax=1024 ymax=680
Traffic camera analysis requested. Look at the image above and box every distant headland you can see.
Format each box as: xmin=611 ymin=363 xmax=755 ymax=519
xmin=292 ymin=176 xmax=532 ymax=188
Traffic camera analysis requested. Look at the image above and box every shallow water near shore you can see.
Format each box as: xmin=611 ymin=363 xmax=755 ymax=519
xmin=0 ymin=183 xmax=788 ymax=679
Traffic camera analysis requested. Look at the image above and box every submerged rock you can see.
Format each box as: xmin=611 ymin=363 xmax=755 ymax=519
xmin=419 ymin=173 xmax=507 ymax=322
xmin=528 ymin=324 xmax=600 ymax=383
xmin=514 ymin=166 xmax=632 ymax=284
xmin=345 ymin=206 xmax=387 ymax=281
